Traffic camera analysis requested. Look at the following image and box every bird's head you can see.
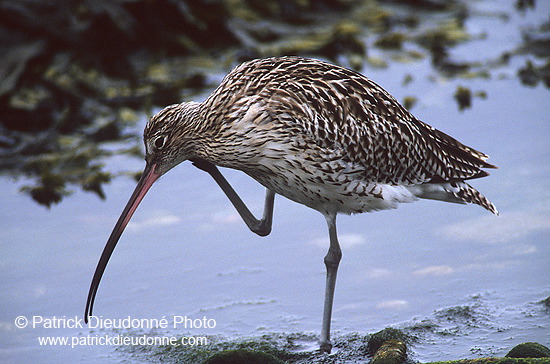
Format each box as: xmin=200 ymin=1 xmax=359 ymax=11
xmin=84 ymin=101 xmax=202 ymax=323
xmin=144 ymin=101 xmax=201 ymax=177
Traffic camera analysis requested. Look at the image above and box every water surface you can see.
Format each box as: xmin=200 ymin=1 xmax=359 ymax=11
xmin=1 ymin=1 xmax=549 ymax=362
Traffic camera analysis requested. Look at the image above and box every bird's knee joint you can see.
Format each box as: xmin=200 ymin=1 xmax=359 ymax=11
xmin=324 ymin=250 xmax=342 ymax=268
xmin=251 ymin=222 xmax=272 ymax=237
xmin=254 ymin=227 xmax=271 ymax=237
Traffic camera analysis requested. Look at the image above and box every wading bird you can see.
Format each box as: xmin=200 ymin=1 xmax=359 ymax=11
xmin=85 ymin=56 xmax=497 ymax=352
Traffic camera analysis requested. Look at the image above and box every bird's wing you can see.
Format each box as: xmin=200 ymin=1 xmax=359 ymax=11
xmin=209 ymin=56 xmax=495 ymax=186
xmin=261 ymin=59 xmax=496 ymax=185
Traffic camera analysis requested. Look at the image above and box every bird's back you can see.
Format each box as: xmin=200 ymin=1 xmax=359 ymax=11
xmin=200 ymin=56 xmax=497 ymax=215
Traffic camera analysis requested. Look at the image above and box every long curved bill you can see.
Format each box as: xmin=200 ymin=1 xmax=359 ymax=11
xmin=84 ymin=162 xmax=159 ymax=323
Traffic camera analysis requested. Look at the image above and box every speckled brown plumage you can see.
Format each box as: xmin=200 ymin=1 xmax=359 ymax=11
xmin=145 ymin=56 xmax=497 ymax=215
xmin=86 ymin=56 xmax=498 ymax=352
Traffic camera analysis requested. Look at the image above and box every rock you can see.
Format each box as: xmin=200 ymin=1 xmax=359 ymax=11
xmin=506 ymin=342 xmax=550 ymax=358
xmin=367 ymin=328 xmax=409 ymax=354
xmin=367 ymin=328 xmax=410 ymax=364
xmin=371 ymin=339 xmax=408 ymax=364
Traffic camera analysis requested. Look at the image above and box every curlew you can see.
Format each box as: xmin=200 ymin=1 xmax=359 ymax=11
xmin=84 ymin=56 xmax=497 ymax=352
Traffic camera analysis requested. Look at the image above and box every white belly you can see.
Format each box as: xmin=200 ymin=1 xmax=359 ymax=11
xmin=247 ymin=153 xmax=419 ymax=215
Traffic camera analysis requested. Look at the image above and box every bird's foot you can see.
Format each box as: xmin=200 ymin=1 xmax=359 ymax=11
xmin=319 ymin=341 xmax=332 ymax=354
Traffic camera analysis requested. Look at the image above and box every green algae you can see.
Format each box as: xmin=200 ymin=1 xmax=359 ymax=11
xmin=429 ymin=359 xmax=550 ymax=364
xmin=506 ymin=343 xmax=550 ymax=359
xmin=204 ymin=349 xmax=284 ymax=364
xmin=119 ymin=327 xmax=550 ymax=364
xmin=1 ymin=0 xmax=549 ymax=206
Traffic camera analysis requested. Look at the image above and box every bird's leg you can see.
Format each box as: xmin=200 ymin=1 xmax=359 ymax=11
xmin=191 ymin=158 xmax=274 ymax=236
xmin=320 ymin=212 xmax=342 ymax=353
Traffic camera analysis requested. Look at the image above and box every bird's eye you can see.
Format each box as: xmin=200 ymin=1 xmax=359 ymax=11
xmin=154 ymin=136 xmax=165 ymax=150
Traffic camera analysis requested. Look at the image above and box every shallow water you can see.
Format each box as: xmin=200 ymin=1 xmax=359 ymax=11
xmin=1 ymin=1 xmax=549 ymax=363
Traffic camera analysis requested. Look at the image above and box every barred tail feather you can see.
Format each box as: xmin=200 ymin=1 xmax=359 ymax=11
xmin=412 ymin=181 xmax=498 ymax=215
xmin=452 ymin=181 xmax=499 ymax=216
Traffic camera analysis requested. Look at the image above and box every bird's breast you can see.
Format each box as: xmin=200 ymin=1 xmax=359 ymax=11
xmin=240 ymin=139 xmax=418 ymax=215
